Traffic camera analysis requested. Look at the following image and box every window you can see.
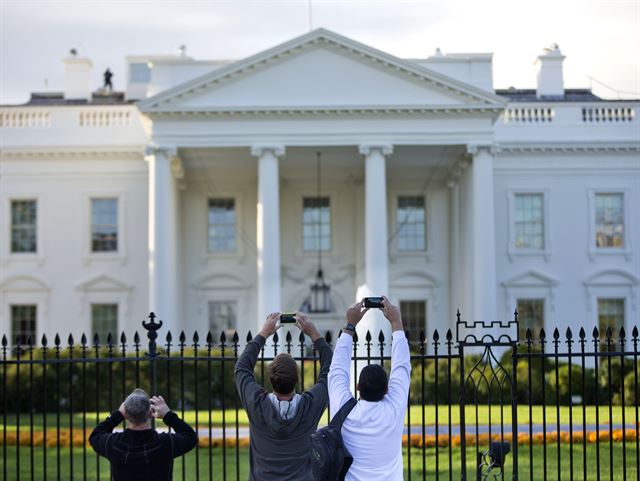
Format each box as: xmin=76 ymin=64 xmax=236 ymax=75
xmin=10 ymin=200 xmax=37 ymax=253
xmin=208 ymin=301 xmax=237 ymax=340
xmin=517 ymin=299 xmax=544 ymax=341
xmin=91 ymin=198 xmax=118 ymax=252
xmin=598 ymin=298 xmax=624 ymax=350
xmin=595 ymin=194 xmax=624 ymax=248
xmin=11 ymin=304 xmax=37 ymax=347
xmin=208 ymin=198 xmax=236 ymax=253
xmin=397 ymin=196 xmax=425 ymax=251
xmin=91 ymin=304 xmax=118 ymax=342
xmin=399 ymin=301 xmax=426 ymax=339
xmin=129 ymin=63 xmax=151 ymax=83
xmin=303 ymin=197 xmax=331 ymax=252
xmin=514 ymin=194 xmax=544 ymax=249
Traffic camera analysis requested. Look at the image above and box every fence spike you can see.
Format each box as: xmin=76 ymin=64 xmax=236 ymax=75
xmin=353 ymin=331 xmax=358 ymax=343
xmin=206 ymin=331 xmax=213 ymax=345
xmin=2 ymin=335 xmax=7 ymax=347
xmin=566 ymin=327 xmax=573 ymax=340
xmin=446 ymin=329 xmax=453 ymax=342
xmin=107 ymin=332 xmax=113 ymax=346
xmin=579 ymin=327 xmax=586 ymax=340
xmin=298 ymin=331 xmax=305 ymax=343
xmin=120 ymin=332 xmax=126 ymax=344
xmin=419 ymin=330 xmax=426 ymax=343
xmin=325 ymin=331 xmax=332 ymax=343
xmin=605 ymin=326 xmax=612 ymax=340
xmin=525 ymin=328 xmax=532 ymax=341
xmin=54 ymin=333 xmax=61 ymax=347
xmin=378 ymin=330 xmax=385 ymax=343
xmin=632 ymin=326 xmax=638 ymax=339
xmin=246 ymin=331 xmax=253 ymax=342
xmin=619 ymin=326 xmax=626 ymax=340
xmin=592 ymin=326 xmax=599 ymax=339
xmin=164 ymin=331 xmax=171 ymax=344
xmin=42 ymin=334 xmax=48 ymax=347
xmin=456 ymin=309 xmax=461 ymax=323
xmin=81 ymin=333 xmax=87 ymax=346
xmin=514 ymin=308 xmax=519 ymax=323
xmin=219 ymin=330 xmax=226 ymax=344
xmin=539 ymin=328 xmax=546 ymax=340
xmin=553 ymin=328 xmax=560 ymax=340
xmin=433 ymin=329 xmax=440 ymax=342
xmin=365 ymin=330 xmax=372 ymax=343
xmin=179 ymin=331 xmax=186 ymax=344
xmin=285 ymin=331 xmax=292 ymax=343
xmin=68 ymin=334 xmax=74 ymax=346
xmin=133 ymin=331 xmax=140 ymax=345
xmin=27 ymin=335 xmax=34 ymax=347
xmin=232 ymin=331 xmax=239 ymax=344
xmin=272 ymin=331 xmax=279 ymax=344
xmin=193 ymin=331 xmax=200 ymax=345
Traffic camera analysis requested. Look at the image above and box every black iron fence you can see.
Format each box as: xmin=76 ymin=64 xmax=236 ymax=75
xmin=1 ymin=311 xmax=639 ymax=481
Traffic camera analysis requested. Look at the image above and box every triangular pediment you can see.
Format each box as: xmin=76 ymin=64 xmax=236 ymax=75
xmin=0 ymin=275 xmax=49 ymax=292
xmin=393 ymin=271 xmax=440 ymax=289
xmin=139 ymin=29 xmax=505 ymax=113
xmin=76 ymin=275 xmax=132 ymax=292
xmin=502 ymin=270 xmax=558 ymax=288
xmin=194 ymin=274 xmax=250 ymax=291
xmin=584 ymin=269 xmax=639 ymax=287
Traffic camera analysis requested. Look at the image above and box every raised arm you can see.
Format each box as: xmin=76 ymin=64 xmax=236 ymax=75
xmin=297 ymin=313 xmax=333 ymax=403
xmin=381 ymin=297 xmax=411 ymax=416
xmin=149 ymin=395 xmax=198 ymax=457
xmin=328 ymin=301 xmax=367 ymax=417
xmin=89 ymin=409 xmax=124 ymax=456
xmin=234 ymin=313 xmax=280 ymax=410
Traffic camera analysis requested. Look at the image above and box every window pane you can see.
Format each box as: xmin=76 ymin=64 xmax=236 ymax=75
xmin=208 ymin=198 xmax=236 ymax=253
xmin=598 ymin=298 xmax=624 ymax=351
xmin=91 ymin=304 xmax=118 ymax=343
xmin=399 ymin=301 xmax=427 ymax=345
xmin=514 ymin=194 xmax=544 ymax=250
xmin=303 ymin=197 xmax=331 ymax=252
xmin=208 ymin=301 xmax=238 ymax=340
xmin=517 ymin=299 xmax=544 ymax=341
xmin=11 ymin=200 xmax=37 ymax=253
xmin=595 ymin=194 xmax=624 ymax=248
xmin=91 ymin=198 xmax=118 ymax=252
xmin=397 ymin=196 xmax=425 ymax=252
xmin=11 ymin=304 xmax=37 ymax=347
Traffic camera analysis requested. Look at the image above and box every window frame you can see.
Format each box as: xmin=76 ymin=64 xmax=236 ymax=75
xmin=507 ymin=189 xmax=551 ymax=261
xmin=399 ymin=299 xmax=428 ymax=339
xmin=301 ymin=196 xmax=332 ymax=253
xmin=202 ymin=192 xmax=245 ymax=261
xmin=389 ymin=190 xmax=432 ymax=260
xmin=82 ymin=193 xmax=127 ymax=263
xmin=207 ymin=300 xmax=239 ymax=340
xmin=294 ymin=190 xmax=337 ymax=258
xmin=587 ymin=189 xmax=632 ymax=261
xmin=395 ymin=195 xmax=427 ymax=253
xmin=90 ymin=303 xmax=120 ymax=343
xmin=3 ymin=196 xmax=44 ymax=263
xmin=596 ymin=297 xmax=626 ymax=350
xmin=207 ymin=197 xmax=238 ymax=255
xmin=90 ymin=197 xmax=119 ymax=254
xmin=516 ymin=298 xmax=546 ymax=341
xmin=10 ymin=303 xmax=38 ymax=348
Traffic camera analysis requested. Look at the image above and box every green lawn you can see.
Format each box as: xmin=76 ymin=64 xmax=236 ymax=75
xmin=4 ymin=405 xmax=639 ymax=430
xmin=2 ymin=443 xmax=638 ymax=480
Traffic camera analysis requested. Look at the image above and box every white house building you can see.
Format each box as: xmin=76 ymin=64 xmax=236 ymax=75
xmin=1 ymin=29 xmax=638 ymax=348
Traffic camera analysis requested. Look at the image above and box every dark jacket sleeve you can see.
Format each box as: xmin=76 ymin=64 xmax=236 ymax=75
xmin=234 ymin=335 xmax=267 ymax=412
xmin=89 ymin=410 xmax=124 ymax=456
xmin=163 ymin=411 xmax=198 ymax=457
xmin=303 ymin=338 xmax=333 ymax=409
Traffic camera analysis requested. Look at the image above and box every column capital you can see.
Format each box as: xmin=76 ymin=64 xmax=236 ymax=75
xmin=358 ymin=143 xmax=393 ymax=157
xmin=144 ymin=144 xmax=177 ymax=159
xmin=466 ymin=143 xmax=500 ymax=156
xmin=251 ymin=145 xmax=286 ymax=158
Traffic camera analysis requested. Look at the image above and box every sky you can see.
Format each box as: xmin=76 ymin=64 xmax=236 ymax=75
xmin=1 ymin=0 xmax=639 ymax=104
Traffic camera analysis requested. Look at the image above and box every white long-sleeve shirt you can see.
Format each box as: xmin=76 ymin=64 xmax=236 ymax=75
xmin=328 ymin=329 xmax=411 ymax=481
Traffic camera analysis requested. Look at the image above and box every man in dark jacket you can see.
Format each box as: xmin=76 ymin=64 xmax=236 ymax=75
xmin=89 ymin=389 xmax=197 ymax=481
xmin=235 ymin=312 xmax=333 ymax=481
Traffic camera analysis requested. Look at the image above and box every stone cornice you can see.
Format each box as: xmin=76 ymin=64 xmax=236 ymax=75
xmin=496 ymin=142 xmax=640 ymax=154
xmin=358 ymin=143 xmax=394 ymax=156
xmin=0 ymin=147 xmax=145 ymax=160
xmin=250 ymin=145 xmax=286 ymax=157
xmin=143 ymin=104 xmax=504 ymax=118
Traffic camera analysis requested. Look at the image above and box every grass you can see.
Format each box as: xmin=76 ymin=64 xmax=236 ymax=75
xmin=2 ymin=443 xmax=638 ymax=480
xmin=4 ymin=405 xmax=639 ymax=430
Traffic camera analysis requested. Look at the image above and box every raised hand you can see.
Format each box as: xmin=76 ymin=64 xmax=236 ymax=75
xmin=346 ymin=300 xmax=369 ymax=326
xmin=259 ymin=312 xmax=281 ymax=338
xmin=150 ymin=395 xmax=170 ymax=419
xmin=295 ymin=313 xmax=321 ymax=341
xmin=381 ymin=296 xmax=403 ymax=331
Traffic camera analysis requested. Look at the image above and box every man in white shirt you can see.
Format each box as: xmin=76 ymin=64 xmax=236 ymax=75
xmin=328 ymin=296 xmax=411 ymax=481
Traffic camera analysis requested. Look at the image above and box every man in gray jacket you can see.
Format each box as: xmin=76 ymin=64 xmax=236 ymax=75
xmin=235 ymin=312 xmax=333 ymax=481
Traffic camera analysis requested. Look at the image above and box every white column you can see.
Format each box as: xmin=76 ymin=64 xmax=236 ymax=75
xmin=467 ymin=143 xmax=497 ymax=323
xmin=357 ymin=144 xmax=393 ymax=348
xmin=448 ymin=178 xmax=461 ymax=323
xmin=146 ymin=145 xmax=178 ymax=334
xmin=251 ymin=145 xmax=284 ymax=336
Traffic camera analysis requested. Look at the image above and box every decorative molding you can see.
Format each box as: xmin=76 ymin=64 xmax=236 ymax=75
xmin=1 ymin=148 xmax=145 ymax=161
xmin=0 ymin=275 xmax=50 ymax=292
xmin=496 ymin=143 xmax=640 ymax=154
xmin=139 ymin=29 xmax=506 ymax=112
xmin=358 ymin=143 xmax=394 ymax=157
xmin=75 ymin=274 xmax=133 ymax=292
xmin=250 ymin=145 xmax=286 ymax=158
xmin=501 ymin=269 xmax=559 ymax=314
xmin=583 ymin=269 xmax=639 ymax=314
xmin=144 ymin=144 xmax=178 ymax=159
xmin=466 ymin=143 xmax=498 ymax=156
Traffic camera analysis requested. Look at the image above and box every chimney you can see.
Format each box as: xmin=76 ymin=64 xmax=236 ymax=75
xmin=63 ymin=49 xmax=93 ymax=100
xmin=535 ymin=44 xmax=565 ymax=99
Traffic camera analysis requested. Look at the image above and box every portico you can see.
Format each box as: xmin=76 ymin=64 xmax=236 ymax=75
xmin=139 ymin=29 xmax=506 ymax=342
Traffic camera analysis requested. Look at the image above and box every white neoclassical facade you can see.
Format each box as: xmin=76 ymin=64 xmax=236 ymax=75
xmin=1 ymin=29 xmax=639 ymax=347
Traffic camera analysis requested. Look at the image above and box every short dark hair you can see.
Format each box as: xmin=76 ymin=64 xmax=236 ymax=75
xmin=358 ymin=364 xmax=388 ymax=402
xmin=268 ymin=353 xmax=298 ymax=394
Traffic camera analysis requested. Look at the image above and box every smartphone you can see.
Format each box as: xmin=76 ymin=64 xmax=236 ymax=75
xmin=363 ymin=297 xmax=384 ymax=309
xmin=279 ymin=313 xmax=297 ymax=323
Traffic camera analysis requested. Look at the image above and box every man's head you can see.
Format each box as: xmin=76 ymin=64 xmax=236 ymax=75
xmin=123 ymin=388 xmax=151 ymax=425
xmin=268 ymin=353 xmax=299 ymax=395
xmin=357 ymin=364 xmax=388 ymax=402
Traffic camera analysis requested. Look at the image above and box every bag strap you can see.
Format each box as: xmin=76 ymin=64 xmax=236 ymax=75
xmin=329 ymin=398 xmax=357 ymax=429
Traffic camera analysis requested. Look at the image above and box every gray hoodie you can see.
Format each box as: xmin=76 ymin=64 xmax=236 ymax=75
xmin=235 ymin=334 xmax=333 ymax=481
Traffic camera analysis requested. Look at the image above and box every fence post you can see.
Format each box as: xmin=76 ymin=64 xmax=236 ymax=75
xmin=511 ymin=309 xmax=519 ymax=481
xmin=142 ymin=312 xmax=163 ymax=399
xmin=457 ymin=310 xmax=467 ymax=481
